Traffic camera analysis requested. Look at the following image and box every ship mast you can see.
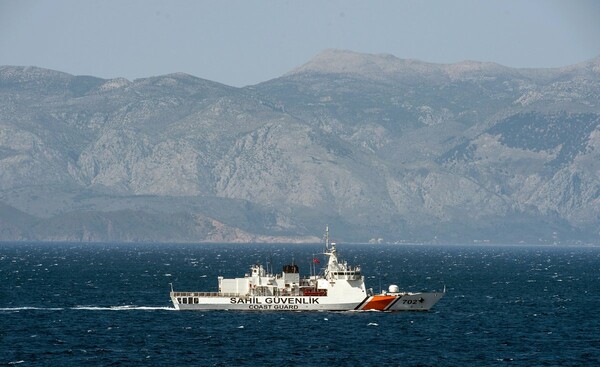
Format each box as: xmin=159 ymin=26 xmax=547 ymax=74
xmin=325 ymin=225 xmax=330 ymax=251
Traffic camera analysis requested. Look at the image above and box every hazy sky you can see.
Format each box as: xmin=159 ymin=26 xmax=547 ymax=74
xmin=1 ymin=0 xmax=599 ymax=87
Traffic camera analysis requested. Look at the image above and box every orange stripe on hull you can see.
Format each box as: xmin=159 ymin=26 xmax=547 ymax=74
xmin=361 ymin=295 xmax=397 ymax=311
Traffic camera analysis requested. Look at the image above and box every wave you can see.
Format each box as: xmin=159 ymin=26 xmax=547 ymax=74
xmin=0 ymin=307 xmax=64 ymax=311
xmin=72 ymin=305 xmax=176 ymax=311
xmin=1 ymin=306 xmax=176 ymax=311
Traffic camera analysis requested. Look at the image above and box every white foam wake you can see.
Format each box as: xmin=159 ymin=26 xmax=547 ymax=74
xmin=0 ymin=307 xmax=64 ymax=311
xmin=72 ymin=305 xmax=176 ymax=311
xmin=1 ymin=306 xmax=176 ymax=311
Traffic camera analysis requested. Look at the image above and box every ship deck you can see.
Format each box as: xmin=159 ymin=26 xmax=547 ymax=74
xmin=171 ymin=292 xmax=240 ymax=298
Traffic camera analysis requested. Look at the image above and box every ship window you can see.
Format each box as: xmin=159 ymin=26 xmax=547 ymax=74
xmin=177 ymin=298 xmax=181 ymax=303
xmin=188 ymin=297 xmax=193 ymax=304
xmin=182 ymin=298 xmax=187 ymax=304
xmin=194 ymin=298 xmax=199 ymax=304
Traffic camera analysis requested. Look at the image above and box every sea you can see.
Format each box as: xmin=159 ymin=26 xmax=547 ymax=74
xmin=1 ymin=242 xmax=599 ymax=366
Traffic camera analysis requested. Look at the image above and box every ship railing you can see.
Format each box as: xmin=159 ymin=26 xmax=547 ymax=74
xmin=170 ymin=292 xmax=241 ymax=298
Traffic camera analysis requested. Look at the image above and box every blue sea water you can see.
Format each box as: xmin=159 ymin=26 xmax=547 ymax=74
xmin=1 ymin=242 xmax=599 ymax=366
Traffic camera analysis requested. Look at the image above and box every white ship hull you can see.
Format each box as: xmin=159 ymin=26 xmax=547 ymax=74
xmin=171 ymin=292 xmax=444 ymax=311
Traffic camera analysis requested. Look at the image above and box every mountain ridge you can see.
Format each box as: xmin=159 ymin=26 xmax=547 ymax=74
xmin=1 ymin=50 xmax=598 ymax=244
xmin=287 ymin=49 xmax=600 ymax=83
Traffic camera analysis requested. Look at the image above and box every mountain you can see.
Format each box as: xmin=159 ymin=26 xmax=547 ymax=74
xmin=1 ymin=50 xmax=599 ymax=244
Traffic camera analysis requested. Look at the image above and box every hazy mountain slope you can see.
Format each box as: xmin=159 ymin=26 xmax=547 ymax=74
xmin=1 ymin=50 xmax=599 ymax=244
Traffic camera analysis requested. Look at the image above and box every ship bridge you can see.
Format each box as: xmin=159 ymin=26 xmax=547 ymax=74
xmin=324 ymin=242 xmax=362 ymax=281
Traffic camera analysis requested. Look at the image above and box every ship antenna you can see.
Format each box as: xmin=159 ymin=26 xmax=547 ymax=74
xmin=325 ymin=225 xmax=330 ymax=251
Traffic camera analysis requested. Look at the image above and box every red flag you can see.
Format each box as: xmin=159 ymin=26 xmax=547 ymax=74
xmin=313 ymin=258 xmax=320 ymax=264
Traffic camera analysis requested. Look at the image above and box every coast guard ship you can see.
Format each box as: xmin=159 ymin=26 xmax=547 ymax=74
xmin=170 ymin=227 xmax=445 ymax=311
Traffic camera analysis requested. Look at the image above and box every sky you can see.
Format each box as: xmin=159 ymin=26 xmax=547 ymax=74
xmin=1 ymin=0 xmax=599 ymax=87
